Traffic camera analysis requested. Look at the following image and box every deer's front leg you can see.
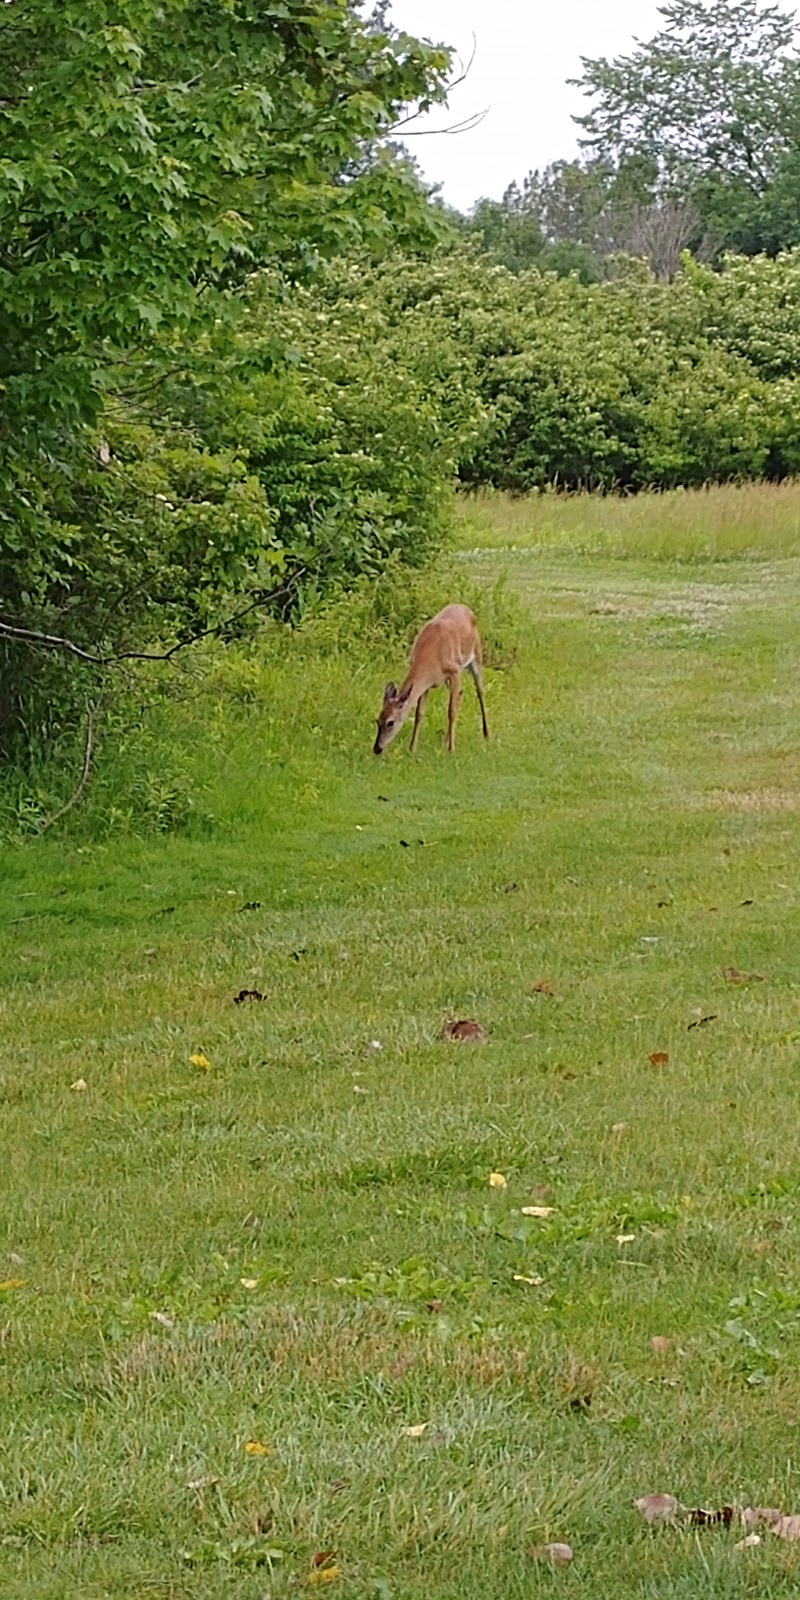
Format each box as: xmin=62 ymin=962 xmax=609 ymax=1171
xmin=409 ymin=690 xmax=428 ymax=754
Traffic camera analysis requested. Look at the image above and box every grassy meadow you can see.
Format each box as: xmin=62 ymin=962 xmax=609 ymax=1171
xmin=4 ymin=484 xmax=800 ymax=1597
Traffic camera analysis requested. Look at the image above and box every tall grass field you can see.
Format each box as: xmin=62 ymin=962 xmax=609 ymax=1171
xmin=3 ymin=484 xmax=800 ymax=1598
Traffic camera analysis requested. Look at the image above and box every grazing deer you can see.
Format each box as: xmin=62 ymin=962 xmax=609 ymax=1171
xmin=373 ymin=603 xmax=490 ymax=755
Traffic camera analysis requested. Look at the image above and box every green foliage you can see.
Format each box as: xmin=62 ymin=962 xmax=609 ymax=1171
xmin=0 ymin=0 xmax=454 ymax=757
xmin=160 ymin=261 xmax=485 ymax=602
xmin=382 ymin=245 xmax=798 ymax=494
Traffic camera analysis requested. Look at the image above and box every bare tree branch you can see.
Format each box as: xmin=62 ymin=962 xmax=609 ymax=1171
xmin=0 ymin=569 xmax=306 ymax=668
xmin=37 ymin=699 xmax=102 ymax=834
xmin=399 ymin=108 xmax=489 ymax=137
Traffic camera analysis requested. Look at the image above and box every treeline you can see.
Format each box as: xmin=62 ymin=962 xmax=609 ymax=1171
xmin=458 ymin=0 xmax=800 ymax=281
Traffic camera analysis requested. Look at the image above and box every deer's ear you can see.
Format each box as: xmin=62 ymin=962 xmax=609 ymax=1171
xmin=398 ymin=685 xmax=411 ymax=704
xmin=383 ymin=681 xmax=397 ymax=702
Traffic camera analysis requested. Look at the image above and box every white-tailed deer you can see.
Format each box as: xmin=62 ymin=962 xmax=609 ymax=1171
xmin=373 ymin=603 xmax=490 ymax=755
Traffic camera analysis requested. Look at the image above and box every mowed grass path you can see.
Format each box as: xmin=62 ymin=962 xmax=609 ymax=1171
xmin=4 ymin=488 xmax=800 ymax=1597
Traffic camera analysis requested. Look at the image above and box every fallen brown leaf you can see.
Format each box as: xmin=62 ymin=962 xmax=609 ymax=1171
xmin=441 ymin=1018 xmax=488 ymax=1042
xmin=650 ymin=1336 xmax=672 ymax=1355
xmin=773 ymin=1514 xmax=800 ymax=1540
xmin=311 ymin=1552 xmax=337 ymax=1569
xmin=148 ymin=1310 xmax=175 ymax=1329
xmin=722 ymin=965 xmax=765 ymax=985
xmin=530 ymin=980 xmax=555 ymax=996
xmin=648 ymin=1051 xmax=669 ymax=1068
xmin=686 ymin=1506 xmax=734 ymax=1527
xmin=387 ymin=1356 xmax=415 ymax=1380
xmin=742 ymin=1507 xmax=782 ymax=1530
xmin=611 ymin=1121 xmax=629 ymax=1138
xmin=634 ymin=1493 xmax=680 ymax=1525
xmin=528 ymin=1542 xmax=573 ymax=1567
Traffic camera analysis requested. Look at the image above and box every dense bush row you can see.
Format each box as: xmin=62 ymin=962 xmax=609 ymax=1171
xmin=355 ymin=244 xmax=800 ymax=495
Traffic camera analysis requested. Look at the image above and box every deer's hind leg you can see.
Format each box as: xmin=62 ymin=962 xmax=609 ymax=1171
xmin=446 ymin=674 xmax=461 ymax=753
xmin=467 ymin=659 xmax=490 ymax=740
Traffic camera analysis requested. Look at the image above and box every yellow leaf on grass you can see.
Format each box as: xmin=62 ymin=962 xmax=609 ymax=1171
xmin=244 ymin=1440 xmax=271 ymax=1456
xmin=488 ymin=1172 xmax=507 ymax=1189
xmin=307 ymin=1568 xmax=340 ymax=1586
xmin=240 ymin=1278 xmax=258 ymax=1290
xmin=521 ymin=1205 xmax=555 ymax=1218
xmin=513 ymin=1274 xmax=544 ymax=1286
xmin=70 ymin=1078 xmax=88 ymax=1092
xmin=0 ymin=1278 xmax=24 ymax=1291
xmin=405 ymin=1423 xmax=428 ymax=1438
xmin=190 ymin=1052 xmax=211 ymax=1070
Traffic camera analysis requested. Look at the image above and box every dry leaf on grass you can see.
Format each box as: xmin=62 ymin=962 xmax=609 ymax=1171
xmin=742 ymin=1506 xmax=782 ymax=1530
xmin=70 ymin=1077 xmax=88 ymax=1092
xmin=686 ymin=1506 xmax=734 ymax=1527
xmin=735 ymin=1533 xmax=762 ymax=1550
xmin=190 ymin=1052 xmax=212 ymax=1070
xmin=634 ymin=1493 xmax=680 ymax=1524
xmin=488 ymin=1172 xmax=507 ymax=1190
xmin=240 ymin=1278 xmax=258 ymax=1290
xmin=773 ymin=1515 xmax=800 ymax=1540
xmin=388 ymin=1356 xmax=416 ymax=1380
xmin=650 ymin=1336 xmax=672 ymax=1354
xmin=311 ymin=1551 xmax=337 ymax=1569
xmin=307 ymin=1566 xmax=340 ymax=1586
xmin=244 ymin=1440 xmax=270 ymax=1456
xmin=441 ymin=1018 xmax=488 ymax=1043
xmin=521 ymin=1205 xmax=555 ymax=1218
xmin=530 ymin=980 xmax=556 ymax=996
xmin=611 ymin=1121 xmax=629 ymax=1138
xmin=513 ymin=1273 xmax=544 ymax=1286
xmin=405 ymin=1423 xmax=428 ymax=1438
xmin=0 ymin=1278 xmax=24 ymax=1292
xmin=528 ymin=1542 xmax=573 ymax=1566
xmin=648 ymin=1051 xmax=669 ymax=1068
xmin=187 ymin=1474 xmax=220 ymax=1491
xmin=722 ymin=966 xmax=765 ymax=985
xmin=148 ymin=1310 xmax=174 ymax=1329
xmin=687 ymin=1014 xmax=717 ymax=1031
xmin=616 ymin=1233 xmax=636 ymax=1245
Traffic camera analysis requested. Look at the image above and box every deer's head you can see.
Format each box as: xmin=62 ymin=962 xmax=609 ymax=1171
xmin=373 ymin=681 xmax=410 ymax=754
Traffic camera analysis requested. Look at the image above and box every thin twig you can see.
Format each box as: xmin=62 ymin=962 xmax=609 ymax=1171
xmin=0 ymin=569 xmax=306 ymax=668
xmin=37 ymin=701 xmax=102 ymax=834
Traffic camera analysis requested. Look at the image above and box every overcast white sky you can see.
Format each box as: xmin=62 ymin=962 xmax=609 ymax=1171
xmin=382 ymin=1 xmax=694 ymax=211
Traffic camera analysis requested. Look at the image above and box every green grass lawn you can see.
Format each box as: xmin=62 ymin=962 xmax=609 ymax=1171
xmin=4 ymin=487 xmax=800 ymax=1598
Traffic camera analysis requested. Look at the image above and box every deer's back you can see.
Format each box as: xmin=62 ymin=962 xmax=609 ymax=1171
xmin=411 ymin=604 xmax=479 ymax=680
